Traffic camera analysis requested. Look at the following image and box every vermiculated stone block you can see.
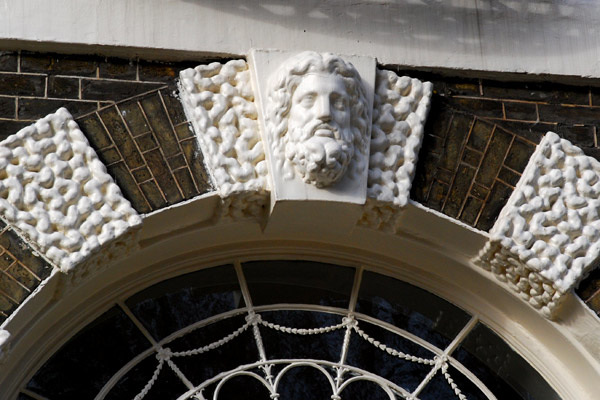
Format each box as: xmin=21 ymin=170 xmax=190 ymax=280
xmin=0 ymin=109 xmax=142 ymax=271
xmin=475 ymin=132 xmax=600 ymax=317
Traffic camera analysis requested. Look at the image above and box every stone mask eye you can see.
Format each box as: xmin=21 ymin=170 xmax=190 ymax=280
xmin=331 ymin=94 xmax=348 ymax=111
xmin=299 ymin=94 xmax=316 ymax=107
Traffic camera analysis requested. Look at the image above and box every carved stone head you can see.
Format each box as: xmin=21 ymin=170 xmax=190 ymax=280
xmin=266 ymin=52 xmax=369 ymax=188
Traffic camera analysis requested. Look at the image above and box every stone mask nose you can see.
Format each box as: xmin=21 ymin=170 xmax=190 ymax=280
xmin=315 ymin=97 xmax=332 ymax=122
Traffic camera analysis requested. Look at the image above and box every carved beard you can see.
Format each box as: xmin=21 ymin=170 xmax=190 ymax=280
xmin=285 ymin=120 xmax=354 ymax=187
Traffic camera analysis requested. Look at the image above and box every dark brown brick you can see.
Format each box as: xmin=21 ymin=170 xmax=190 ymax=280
xmin=444 ymin=79 xmax=480 ymax=97
xmin=0 ymin=52 xmax=18 ymax=72
xmin=576 ymin=266 xmax=600 ymax=300
xmin=556 ymin=124 xmax=595 ymax=148
xmin=454 ymin=98 xmax=504 ymax=119
xmin=106 ymin=161 xmax=151 ymax=213
xmin=504 ymin=138 xmax=535 ymax=173
xmin=443 ymin=164 xmax=476 ymax=218
xmin=410 ymin=152 xmax=439 ymax=202
xmin=143 ymin=149 xmax=183 ymax=204
xmin=585 ymin=290 xmax=600 ymax=317
xmin=136 ymin=132 xmax=158 ymax=152
xmin=0 ymin=272 xmax=28 ymax=303
xmin=118 ymin=101 xmax=149 ymax=135
xmin=503 ymin=101 xmax=537 ymax=121
xmin=140 ymin=94 xmax=180 ymax=157
xmin=462 ymin=148 xmax=481 ymax=167
xmin=173 ymin=168 xmax=199 ymax=198
xmin=48 ymin=76 xmax=79 ymax=99
xmin=435 ymin=168 xmax=453 ymax=185
xmin=77 ymin=113 xmax=113 ymax=149
xmin=0 ymin=120 xmax=31 ymax=140
xmin=81 ymin=79 xmax=163 ymax=101
xmin=132 ymin=167 xmax=152 ymax=183
xmin=174 ymin=123 xmax=194 ymax=140
xmin=139 ymin=180 xmax=167 ymax=209
xmin=439 ymin=114 xmax=472 ymax=172
xmin=427 ymin=135 xmax=446 ymax=155
xmin=138 ymin=61 xmax=180 ymax=82
xmin=419 ymin=135 xmax=442 ymax=158
xmin=459 ymin=196 xmax=484 ymax=226
xmin=6 ymin=263 xmax=39 ymax=291
xmin=493 ymin=120 xmax=550 ymax=144
xmin=427 ymin=180 xmax=449 ymax=212
xmin=476 ymin=181 xmax=514 ymax=231
xmin=497 ymin=167 xmax=520 ymax=187
xmin=538 ymin=104 xmax=600 ymax=125
xmin=588 ymin=88 xmax=600 ymax=107
xmin=483 ymin=80 xmax=590 ymax=105
xmin=99 ymin=58 xmax=137 ymax=80
xmin=471 ymin=183 xmax=490 ymax=200
xmin=180 ymin=139 xmax=212 ymax=194
xmin=0 ymin=229 xmax=52 ymax=280
xmin=161 ymin=89 xmax=188 ymax=125
xmin=0 ymin=96 xmax=15 ymax=118
xmin=476 ymin=129 xmax=513 ymax=187
xmin=0 ymin=250 xmax=16 ymax=271
xmin=0 ymin=294 xmax=17 ymax=321
xmin=21 ymin=52 xmax=98 ymax=76
xmin=98 ymin=107 xmax=144 ymax=169
xmin=0 ymin=73 xmax=46 ymax=97
xmin=467 ymin=119 xmax=494 ymax=152
xmin=167 ymin=154 xmax=187 ymax=170
xmin=18 ymin=98 xmax=97 ymax=120
xmin=582 ymin=147 xmax=600 ymax=162
xmin=424 ymin=97 xmax=453 ymax=138
xmin=98 ymin=147 xmax=122 ymax=165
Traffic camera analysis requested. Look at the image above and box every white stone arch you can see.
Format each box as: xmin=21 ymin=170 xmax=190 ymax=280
xmin=1 ymin=193 xmax=599 ymax=399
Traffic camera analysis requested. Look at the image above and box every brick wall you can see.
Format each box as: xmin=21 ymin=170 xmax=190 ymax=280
xmin=404 ymin=71 xmax=600 ymax=231
xmin=2 ymin=51 xmax=600 ymax=317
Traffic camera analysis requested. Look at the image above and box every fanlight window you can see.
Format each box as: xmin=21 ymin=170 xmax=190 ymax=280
xmin=21 ymin=261 xmax=559 ymax=400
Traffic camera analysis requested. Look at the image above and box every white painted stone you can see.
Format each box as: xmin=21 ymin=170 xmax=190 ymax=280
xmin=361 ymin=69 xmax=432 ymax=231
xmin=250 ymin=49 xmax=375 ymax=205
xmin=179 ymin=59 xmax=268 ymax=197
xmin=0 ymin=108 xmax=142 ymax=272
xmin=474 ymin=132 xmax=600 ymax=317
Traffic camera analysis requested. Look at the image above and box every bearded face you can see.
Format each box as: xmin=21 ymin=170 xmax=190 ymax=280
xmin=285 ymin=73 xmax=355 ymax=187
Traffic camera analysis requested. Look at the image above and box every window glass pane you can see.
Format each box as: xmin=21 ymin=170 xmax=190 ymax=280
xmin=164 ymin=315 xmax=259 ymax=392
xmin=242 ymin=260 xmax=354 ymax=308
xmin=259 ymin=310 xmax=345 ymax=362
xmin=418 ymin=364 xmax=488 ymax=400
xmin=454 ymin=323 xmax=561 ymax=400
xmin=26 ymin=306 xmax=151 ymax=399
xmin=106 ymin=354 xmax=188 ymax=400
xmin=276 ymin=366 xmax=335 ymax=400
xmin=340 ymin=380 xmax=393 ymax=400
xmin=125 ymin=264 xmax=242 ymax=340
xmin=355 ymin=271 xmax=471 ymax=349
xmin=211 ymin=375 xmax=273 ymax=400
xmin=345 ymin=319 xmax=435 ymax=393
